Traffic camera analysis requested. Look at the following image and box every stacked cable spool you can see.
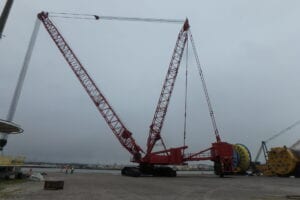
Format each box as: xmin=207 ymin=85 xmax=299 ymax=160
xmin=267 ymin=144 xmax=300 ymax=177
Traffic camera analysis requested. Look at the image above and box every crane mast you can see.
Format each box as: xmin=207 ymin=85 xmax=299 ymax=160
xmin=37 ymin=12 xmax=143 ymax=161
xmin=146 ymin=19 xmax=189 ymax=155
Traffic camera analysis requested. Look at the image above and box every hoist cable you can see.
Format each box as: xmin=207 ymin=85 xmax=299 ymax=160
xmin=188 ymin=30 xmax=221 ymax=142
xmin=183 ymin=38 xmax=188 ymax=149
xmin=48 ymin=12 xmax=184 ymax=24
xmin=50 ymin=15 xmax=98 ymax=20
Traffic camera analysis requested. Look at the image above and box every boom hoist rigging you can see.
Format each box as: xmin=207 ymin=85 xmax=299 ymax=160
xmin=22 ymin=11 xmax=251 ymax=177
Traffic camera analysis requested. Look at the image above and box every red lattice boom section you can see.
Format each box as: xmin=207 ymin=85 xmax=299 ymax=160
xmin=38 ymin=12 xmax=142 ymax=160
xmin=146 ymin=20 xmax=190 ymax=155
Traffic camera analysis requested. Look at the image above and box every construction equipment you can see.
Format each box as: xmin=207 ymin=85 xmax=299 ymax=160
xmin=22 ymin=11 xmax=250 ymax=177
xmin=233 ymin=144 xmax=251 ymax=173
xmin=267 ymin=146 xmax=300 ymax=177
xmin=254 ymin=120 xmax=300 ymax=163
xmin=252 ymin=120 xmax=300 ymax=176
xmin=0 ymin=120 xmax=24 ymax=179
xmin=0 ymin=155 xmax=24 ymax=179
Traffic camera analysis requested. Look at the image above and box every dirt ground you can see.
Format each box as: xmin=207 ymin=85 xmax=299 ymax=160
xmin=1 ymin=172 xmax=300 ymax=200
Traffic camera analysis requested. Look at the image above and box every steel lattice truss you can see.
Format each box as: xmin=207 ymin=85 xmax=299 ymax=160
xmin=34 ymin=12 xmax=236 ymax=174
xmin=38 ymin=12 xmax=143 ymax=160
xmin=146 ymin=20 xmax=189 ymax=155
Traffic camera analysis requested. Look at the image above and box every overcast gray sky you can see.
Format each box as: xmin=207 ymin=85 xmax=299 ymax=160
xmin=1 ymin=0 xmax=300 ymax=164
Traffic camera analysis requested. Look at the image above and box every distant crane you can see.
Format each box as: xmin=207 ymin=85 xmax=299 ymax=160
xmin=254 ymin=120 xmax=300 ymax=163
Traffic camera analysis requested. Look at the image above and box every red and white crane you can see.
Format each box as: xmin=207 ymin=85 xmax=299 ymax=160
xmin=26 ymin=11 xmax=239 ymax=177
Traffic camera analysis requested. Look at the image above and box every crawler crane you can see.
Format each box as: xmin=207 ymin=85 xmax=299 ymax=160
xmin=25 ymin=11 xmax=251 ymax=177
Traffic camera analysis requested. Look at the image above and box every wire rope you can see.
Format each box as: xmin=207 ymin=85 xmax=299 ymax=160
xmin=48 ymin=12 xmax=184 ymax=24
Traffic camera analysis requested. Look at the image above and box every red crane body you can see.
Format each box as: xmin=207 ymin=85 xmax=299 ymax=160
xmin=37 ymin=11 xmax=235 ymax=176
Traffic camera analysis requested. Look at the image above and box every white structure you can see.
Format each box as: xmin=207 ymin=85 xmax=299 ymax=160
xmin=0 ymin=119 xmax=23 ymax=150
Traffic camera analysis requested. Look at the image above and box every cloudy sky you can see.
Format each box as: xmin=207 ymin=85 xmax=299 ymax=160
xmin=1 ymin=0 xmax=300 ymax=164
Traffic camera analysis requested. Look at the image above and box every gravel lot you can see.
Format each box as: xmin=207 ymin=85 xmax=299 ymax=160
xmin=1 ymin=172 xmax=300 ymax=200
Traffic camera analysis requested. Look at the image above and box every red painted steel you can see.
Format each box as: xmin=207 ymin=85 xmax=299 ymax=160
xmin=37 ymin=12 xmax=143 ymax=161
xmin=184 ymin=142 xmax=234 ymax=173
xmin=142 ymin=146 xmax=187 ymax=165
xmin=146 ymin=19 xmax=190 ymax=156
xmin=184 ymin=147 xmax=213 ymax=161
xmin=211 ymin=142 xmax=234 ymax=173
xmin=37 ymin=12 xmax=235 ymax=174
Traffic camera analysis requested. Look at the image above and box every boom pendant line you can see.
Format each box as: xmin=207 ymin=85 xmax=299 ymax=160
xmin=48 ymin=12 xmax=185 ymax=24
xmin=188 ymin=30 xmax=221 ymax=142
